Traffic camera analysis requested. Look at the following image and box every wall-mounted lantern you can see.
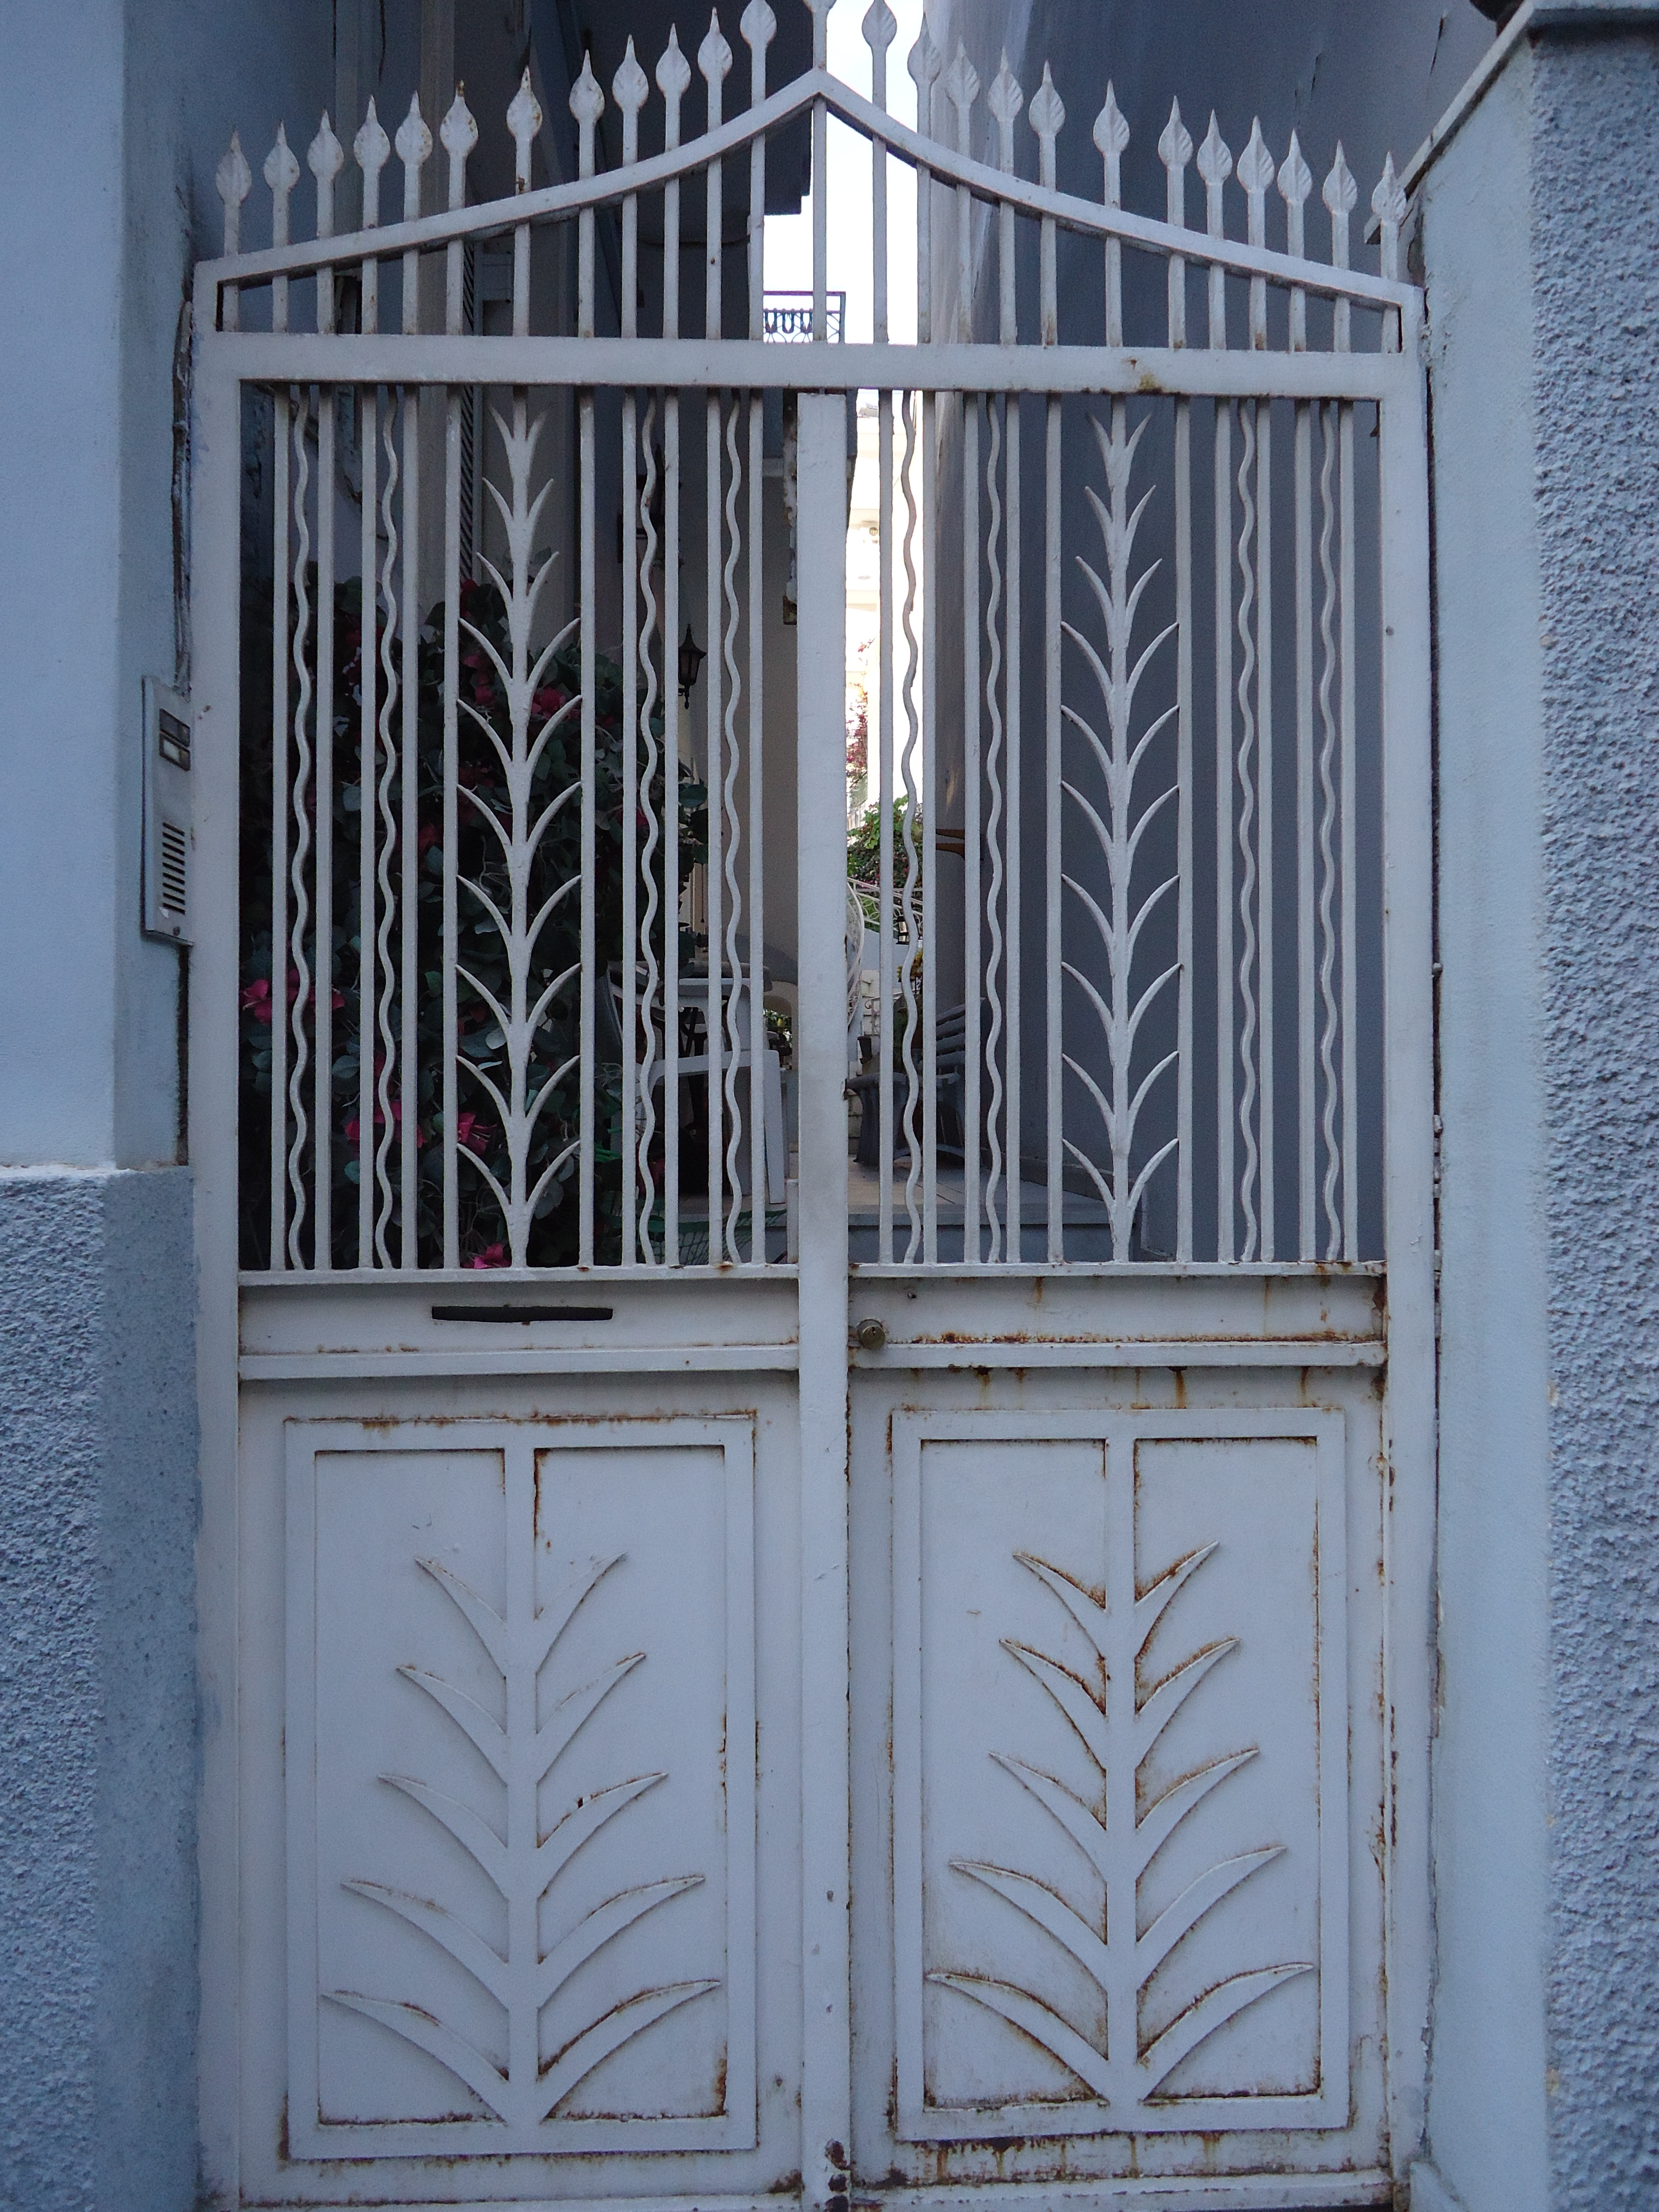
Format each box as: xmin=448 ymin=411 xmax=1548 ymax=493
xmin=677 ymin=625 xmax=706 ymax=709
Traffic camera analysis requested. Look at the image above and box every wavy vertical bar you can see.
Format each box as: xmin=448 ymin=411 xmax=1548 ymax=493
xmin=1235 ymin=402 xmax=1261 ymax=1262
xmin=664 ymin=391 xmax=682 ymax=1267
xmin=962 ymin=394 xmax=982 ymax=1262
xmin=373 ymin=397 xmax=402 ymax=1268
xmin=877 ymin=390 xmax=896 ymax=1266
xmin=706 ymin=386 xmax=725 ymax=1256
xmin=898 ymin=392 xmax=924 ymax=1264
xmin=746 ymin=388 xmax=767 ymax=1258
xmin=286 ymin=392 xmax=315 ymax=1267
xmin=982 ymin=402 xmax=1007 ymax=1262
xmin=922 ymin=390 xmax=939 ymax=1265
xmin=269 ymin=390 xmax=291 ymax=1267
xmin=1004 ymin=395 xmax=1023 ymax=1264
xmin=635 ymin=402 xmax=664 ymax=1263
xmin=313 ymin=393 xmax=336 ymax=1269
xmin=621 ymin=392 xmax=640 ymax=1267
xmin=721 ymin=399 xmax=747 ymax=1265
xmin=399 ymin=387 xmax=421 ymax=1264
xmin=357 ymin=385 xmax=379 ymax=1264
xmin=1316 ymin=402 xmax=1343 ymax=1259
xmin=1256 ymin=400 xmax=1275 ymax=1261
xmin=1214 ymin=399 xmax=1235 ymax=1262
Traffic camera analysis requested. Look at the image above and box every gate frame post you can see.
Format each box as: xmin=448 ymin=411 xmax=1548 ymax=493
xmin=794 ymin=387 xmax=853 ymax=2211
xmin=1378 ymin=293 xmax=1438 ymax=2181
xmin=187 ymin=322 xmax=246 ymax=2209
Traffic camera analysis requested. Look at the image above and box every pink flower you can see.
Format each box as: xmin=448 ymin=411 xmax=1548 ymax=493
xmin=417 ymin=822 xmax=439 ymax=855
xmin=240 ymin=979 xmax=273 ymax=1024
xmin=531 ymin=683 xmax=568 ymax=720
xmin=454 ymin=1111 xmax=488 ymax=1157
xmin=466 ymin=1242 xmax=507 ymax=1269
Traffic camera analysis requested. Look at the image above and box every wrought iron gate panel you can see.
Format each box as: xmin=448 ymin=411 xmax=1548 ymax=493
xmin=191 ymin=9 xmax=1433 ymax=2208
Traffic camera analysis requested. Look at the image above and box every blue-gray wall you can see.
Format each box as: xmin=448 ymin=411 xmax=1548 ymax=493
xmin=0 ymin=1 xmax=332 ymax=2204
xmin=1423 ymin=15 xmax=1659 ymax=2211
xmin=0 ymin=1171 xmax=198 ymax=2211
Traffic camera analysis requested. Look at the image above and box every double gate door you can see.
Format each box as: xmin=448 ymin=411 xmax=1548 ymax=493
xmin=193 ymin=27 xmax=1432 ymax=2210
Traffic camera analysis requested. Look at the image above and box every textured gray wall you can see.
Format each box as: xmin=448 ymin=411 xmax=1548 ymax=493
xmin=1532 ymin=27 xmax=1659 ymax=2206
xmin=0 ymin=1170 xmax=198 ymax=2212
xmin=1427 ymin=20 xmax=1659 ymax=2210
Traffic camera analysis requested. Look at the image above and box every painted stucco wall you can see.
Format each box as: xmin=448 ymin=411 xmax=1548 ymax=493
xmin=1424 ymin=18 xmax=1659 ymax=2209
xmin=1421 ymin=44 xmax=1552 ymax=2212
xmin=1531 ymin=26 xmax=1659 ymax=2204
xmin=0 ymin=3 xmax=330 ymax=2204
xmin=0 ymin=1169 xmax=197 ymax=2212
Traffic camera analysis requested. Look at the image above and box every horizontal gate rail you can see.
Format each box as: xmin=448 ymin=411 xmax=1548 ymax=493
xmin=197 ymin=334 xmax=1416 ymax=399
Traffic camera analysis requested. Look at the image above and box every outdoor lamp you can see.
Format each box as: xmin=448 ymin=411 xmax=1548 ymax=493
xmin=678 ymin=625 xmax=706 ymax=708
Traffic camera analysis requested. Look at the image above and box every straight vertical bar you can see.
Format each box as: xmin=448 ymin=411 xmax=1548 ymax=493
xmin=400 ymin=388 xmax=421 ymax=1264
xmin=1340 ymin=398 xmax=1358 ymax=1259
xmin=1257 ymin=404 xmax=1275 ymax=1260
xmin=962 ymin=394 xmax=982 ymax=1263
xmin=314 ymin=392 xmax=336 ymax=1270
xmin=269 ymin=391 xmax=291 ymax=1267
xmin=1214 ymin=399 xmax=1235 ymax=1260
xmin=442 ymin=386 xmax=461 ymax=1267
xmin=1295 ymin=397 xmax=1315 ymax=1258
xmin=1003 ymin=396 xmax=1022 ymax=1265
xmin=1044 ymin=395 xmax=1063 ymax=1262
xmin=1175 ymin=395 xmax=1193 ymax=1260
xmin=795 ymin=388 xmax=850 ymax=2212
xmin=579 ymin=389 xmax=597 ymax=1266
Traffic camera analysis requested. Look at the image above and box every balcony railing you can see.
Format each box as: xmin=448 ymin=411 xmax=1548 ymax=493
xmin=762 ymin=289 xmax=845 ymax=342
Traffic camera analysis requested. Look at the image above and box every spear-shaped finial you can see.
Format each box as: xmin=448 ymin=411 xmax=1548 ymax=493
xmin=657 ymin=27 xmax=691 ymax=148
xmin=987 ymin=50 xmax=1023 ymax=168
xmin=613 ymin=34 xmax=649 ymax=163
xmin=509 ymin=68 xmax=544 ymax=189
xmin=395 ymin=93 xmax=432 ymax=222
xmin=944 ymin=39 xmax=980 ymax=154
xmin=1030 ymin=63 xmax=1065 ymax=187
xmin=216 ymin=131 xmax=252 ymax=258
xmin=262 ymin=125 xmax=299 ymax=242
xmin=354 ymin=96 xmax=391 ymax=226
xmin=1093 ymin=82 xmax=1128 ymax=203
xmin=1372 ymin=150 xmax=1407 ymax=279
xmin=307 ymin=111 xmax=345 ymax=238
xmin=699 ymin=8 xmax=734 ymax=125
xmin=439 ymin=89 xmax=478 ymax=213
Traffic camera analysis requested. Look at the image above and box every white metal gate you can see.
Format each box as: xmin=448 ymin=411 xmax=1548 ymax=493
xmin=191 ymin=8 xmax=1432 ymax=2206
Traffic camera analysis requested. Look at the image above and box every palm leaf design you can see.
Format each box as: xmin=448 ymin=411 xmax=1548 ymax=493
xmin=326 ymin=1450 xmax=715 ymax=2132
xmin=933 ymin=1541 xmax=1309 ymax=2113
xmin=1060 ymin=405 xmax=1181 ymax=1258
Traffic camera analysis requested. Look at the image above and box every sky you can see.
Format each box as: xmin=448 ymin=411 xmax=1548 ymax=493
xmin=763 ymin=0 xmax=927 ymax=344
